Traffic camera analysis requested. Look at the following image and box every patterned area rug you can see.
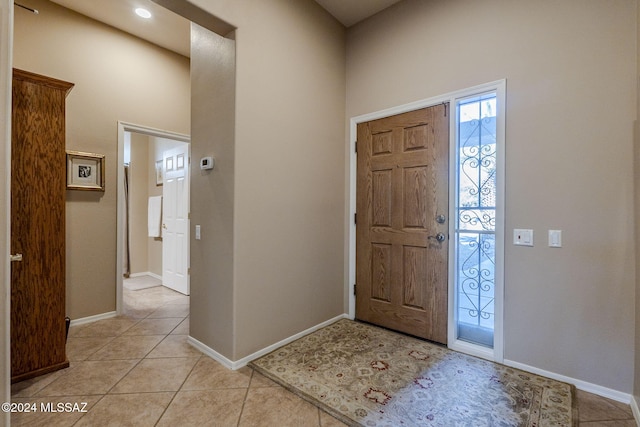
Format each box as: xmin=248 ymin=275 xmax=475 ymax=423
xmin=250 ymin=319 xmax=577 ymax=427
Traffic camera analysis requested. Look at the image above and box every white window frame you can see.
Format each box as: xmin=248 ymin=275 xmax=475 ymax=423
xmin=448 ymin=80 xmax=506 ymax=363
xmin=347 ymin=80 xmax=505 ymax=363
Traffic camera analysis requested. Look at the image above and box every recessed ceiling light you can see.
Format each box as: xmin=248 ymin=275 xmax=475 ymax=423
xmin=135 ymin=8 xmax=152 ymax=19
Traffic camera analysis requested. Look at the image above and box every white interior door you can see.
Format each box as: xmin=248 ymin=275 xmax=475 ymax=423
xmin=162 ymin=144 xmax=190 ymax=295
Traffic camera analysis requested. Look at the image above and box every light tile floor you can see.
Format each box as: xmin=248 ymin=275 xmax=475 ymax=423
xmin=10 ymin=278 xmax=638 ymax=426
xmin=577 ymin=389 xmax=637 ymax=426
xmin=11 ymin=281 xmax=345 ymax=427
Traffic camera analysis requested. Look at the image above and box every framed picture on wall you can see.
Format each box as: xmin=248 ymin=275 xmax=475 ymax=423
xmin=66 ymin=150 xmax=105 ymax=191
xmin=155 ymin=160 xmax=163 ymax=186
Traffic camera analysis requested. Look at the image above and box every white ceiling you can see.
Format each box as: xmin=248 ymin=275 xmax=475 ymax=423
xmin=314 ymin=0 xmax=402 ymax=27
xmin=44 ymin=0 xmax=402 ymax=58
xmin=49 ymin=0 xmax=192 ymax=57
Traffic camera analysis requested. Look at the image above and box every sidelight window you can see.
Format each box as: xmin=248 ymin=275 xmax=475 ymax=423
xmin=454 ymin=93 xmax=498 ymax=349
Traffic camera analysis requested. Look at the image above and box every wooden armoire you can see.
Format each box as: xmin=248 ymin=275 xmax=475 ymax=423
xmin=10 ymin=69 xmax=74 ymax=383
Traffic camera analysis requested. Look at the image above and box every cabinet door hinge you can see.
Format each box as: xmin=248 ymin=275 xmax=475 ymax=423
xmin=353 ymin=284 xmax=356 ymax=295
xmin=354 ymin=213 xmax=357 ymax=225
xmin=355 ymin=140 xmax=358 ymax=153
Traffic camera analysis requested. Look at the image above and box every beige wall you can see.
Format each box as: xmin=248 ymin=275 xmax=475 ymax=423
xmin=188 ymin=0 xmax=346 ymax=360
xmin=190 ymin=23 xmax=236 ymax=358
xmin=13 ymin=0 xmax=190 ymax=319
xmin=129 ymin=133 xmax=150 ymax=274
xmin=347 ymin=0 xmax=636 ymax=393
xmin=231 ymin=0 xmax=345 ymax=359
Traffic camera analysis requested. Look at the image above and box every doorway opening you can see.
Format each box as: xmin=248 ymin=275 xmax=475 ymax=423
xmin=116 ymin=121 xmax=190 ymax=315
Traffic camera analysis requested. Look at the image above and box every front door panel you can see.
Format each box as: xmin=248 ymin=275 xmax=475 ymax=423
xmin=356 ymin=104 xmax=449 ymax=344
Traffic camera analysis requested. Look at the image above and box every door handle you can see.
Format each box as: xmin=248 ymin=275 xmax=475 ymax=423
xmin=10 ymin=253 xmax=23 ymax=262
xmin=428 ymin=233 xmax=446 ymax=243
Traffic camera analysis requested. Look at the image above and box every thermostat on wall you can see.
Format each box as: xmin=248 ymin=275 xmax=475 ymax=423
xmin=200 ymin=156 xmax=214 ymax=170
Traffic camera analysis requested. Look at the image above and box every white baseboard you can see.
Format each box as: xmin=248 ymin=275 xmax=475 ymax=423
xmin=504 ymin=359 xmax=632 ymax=404
xmin=630 ymin=395 xmax=640 ymax=426
xmin=187 ymin=314 xmax=349 ymax=370
xmin=187 ymin=336 xmax=235 ymax=369
xmin=69 ymin=311 xmax=117 ymax=327
xmin=128 ymin=271 xmax=162 ymax=281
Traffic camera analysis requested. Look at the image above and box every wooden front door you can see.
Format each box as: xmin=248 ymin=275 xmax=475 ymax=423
xmin=356 ymin=104 xmax=449 ymax=344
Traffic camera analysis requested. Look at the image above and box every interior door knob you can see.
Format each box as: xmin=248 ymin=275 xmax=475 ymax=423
xmin=428 ymin=233 xmax=446 ymax=242
xmin=10 ymin=253 xmax=23 ymax=262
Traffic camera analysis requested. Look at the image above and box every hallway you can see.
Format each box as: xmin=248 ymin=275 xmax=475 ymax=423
xmin=10 ymin=282 xmax=345 ymax=426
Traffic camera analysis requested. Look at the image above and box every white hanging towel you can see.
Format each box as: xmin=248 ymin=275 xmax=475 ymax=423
xmin=148 ymin=196 xmax=163 ymax=237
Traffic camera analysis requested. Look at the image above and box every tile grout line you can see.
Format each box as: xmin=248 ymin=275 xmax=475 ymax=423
xmin=70 ymin=393 xmax=106 ymax=427
xmin=25 ymin=316 xmax=144 ymax=403
xmin=76 ymin=288 xmax=188 ymax=425
xmin=153 ymin=353 xmax=205 ymax=426
xmin=148 ymin=291 xmax=195 ymax=426
xmin=114 ymin=300 xmax=192 ymax=425
xmin=235 ymin=368 xmax=256 ymax=426
xmin=95 ymin=300 xmax=157 ymax=397
xmin=152 ymin=390 xmax=179 ymax=427
xmin=10 ymin=285 xmax=190 ymax=427
xmin=66 ymin=311 xmax=148 ymax=426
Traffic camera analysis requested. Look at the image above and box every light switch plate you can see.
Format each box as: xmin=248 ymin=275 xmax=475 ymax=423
xmin=513 ymin=229 xmax=534 ymax=246
xmin=549 ymin=230 xmax=562 ymax=247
